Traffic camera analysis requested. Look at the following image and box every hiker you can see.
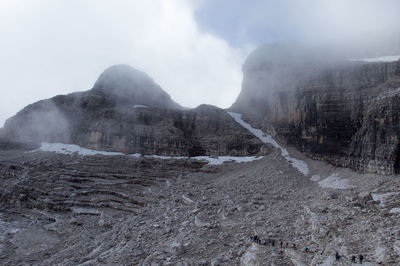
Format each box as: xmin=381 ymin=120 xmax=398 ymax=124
xmin=252 ymin=235 xmax=259 ymax=243
xmin=335 ymin=251 xmax=341 ymax=261
xmin=271 ymin=239 xmax=275 ymax=246
xmin=351 ymin=255 xmax=356 ymax=263
xmin=304 ymin=247 xmax=309 ymax=253
xmin=262 ymin=239 xmax=267 ymax=245
xmin=292 ymin=243 xmax=296 ymax=249
xmin=286 ymin=242 xmax=289 ymax=247
xmin=280 ymin=242 xmax=283 ymax=247
xmin=359 ymin=254 xmax=364 ymax=264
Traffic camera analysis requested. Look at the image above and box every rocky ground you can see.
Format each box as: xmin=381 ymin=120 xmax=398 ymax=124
xmin=0 ymin=140 xmax=400 ymax=265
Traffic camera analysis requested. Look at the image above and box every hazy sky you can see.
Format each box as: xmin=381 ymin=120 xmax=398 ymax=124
xmin=1 ymin=0 xmax=400 ymax=126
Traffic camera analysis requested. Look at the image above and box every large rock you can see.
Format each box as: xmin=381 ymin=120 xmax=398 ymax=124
xmin=231 ymin=43 xmax=400 ymax=174
xmin=1 ymin=65 xmax=266 ymax=156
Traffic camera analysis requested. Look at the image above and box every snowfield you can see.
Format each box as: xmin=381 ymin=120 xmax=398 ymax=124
xmin=389 ymin=208 xmax=400 ymax=214
xmin=133 ymin=104 xmax=148 ymax=108
xmin=371 ymin=192 xmax=397 ymax=207
xmin=144 ymin=154 xmax=264 ymax=165
xmin=318 ymin=173 xmax=353 ymax=189
xmin=191 ymin=155 xmax=264 ymax=165
xmin=350 ymin=55 xmax=400 ymax=63
xmin=33 ymin=143 xmax=125 ymax=156
xmin=32 ymin=143 xmax=263 ymax=165
xmin=228 ymin=112 xmax=309 ymax=175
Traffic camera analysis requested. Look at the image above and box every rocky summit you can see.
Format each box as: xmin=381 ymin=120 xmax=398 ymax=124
xmin=1 ymin=45 xmax=400 ymax=265
xmin=0 ymin=65 xmax=266 ymax=157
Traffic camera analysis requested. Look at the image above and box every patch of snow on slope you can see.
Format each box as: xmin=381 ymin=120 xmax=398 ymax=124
xmin=228 ymin=112 xmax=309 ymax=175
xmin=145 ymin=155 xmax=264 ymax=165
xmin=31 ymin=142 xmax=264 ymax=165
xmin=371 ymin=192 xmax=397 ymax=207
xmin=351 ymin=55 xmax=400 ymax=62
xmin=31 ymin=143 xmax=263 ymax=165
xmin=145 ymin=155 xmax=263 ymax=165
xmin=389 ymin=208 xmax=400 ymax=214
xmin=34 ymin=143 xmax=125 ymax=156
xmin=133 ymin=104 xmax=147 ymax=108
xmin=318 ymin=173 xmax=352 ymax=189
xmin=192 ymin=156 xmax=264 ymax=165
xmin=145 ymin=155 xmax=187 ymax=160
xmin=311 ymin=175 xmax=321 ymax=181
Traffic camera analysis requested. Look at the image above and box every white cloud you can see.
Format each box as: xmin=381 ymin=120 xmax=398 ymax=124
xmin=0 ymin=0 xmax=250 ymax=126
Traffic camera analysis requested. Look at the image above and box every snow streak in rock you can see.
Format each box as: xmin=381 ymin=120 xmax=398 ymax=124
xmin=227 ymin=112 xmax=309 ymax=175
xmin=350 ymin=55 xmax=400 ymax=62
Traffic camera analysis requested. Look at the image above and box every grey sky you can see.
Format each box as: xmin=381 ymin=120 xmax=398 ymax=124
xmin=1 ymin=0 xmax=399 ymax=126
xmin=196 ymin=0 xmax=400 ymax=47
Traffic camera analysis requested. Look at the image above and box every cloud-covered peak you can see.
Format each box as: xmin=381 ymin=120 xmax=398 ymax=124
xmin=93 ymin=64 xmax=180 ymax=109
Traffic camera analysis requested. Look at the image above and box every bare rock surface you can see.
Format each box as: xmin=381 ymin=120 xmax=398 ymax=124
xmin=1 ymin=65 xmax=266 ymax=157
xmin=231 ymin=43 xmax=400 ymax=174
xmin=0 ymin=140 xmax=400 ymax=265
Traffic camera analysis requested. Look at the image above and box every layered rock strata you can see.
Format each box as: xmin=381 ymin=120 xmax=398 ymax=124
xmin=1 ymin=65 xmax=266 ymax=157
xmin=231 ymin=44 xmax=400 ymax=174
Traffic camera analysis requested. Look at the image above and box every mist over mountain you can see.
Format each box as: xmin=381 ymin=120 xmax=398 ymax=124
xmin=1 ymin=1 xmax=400 ymax=265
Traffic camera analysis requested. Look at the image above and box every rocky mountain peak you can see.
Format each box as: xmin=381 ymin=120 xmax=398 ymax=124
xmin=92 ymin=64 xmax=181 ymax=109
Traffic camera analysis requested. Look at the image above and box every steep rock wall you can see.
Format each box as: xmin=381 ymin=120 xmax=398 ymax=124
xmin=232 ymin=44 xmax=400 ymax=174
xmin=1 ymin=65 xmax=266 ymax=157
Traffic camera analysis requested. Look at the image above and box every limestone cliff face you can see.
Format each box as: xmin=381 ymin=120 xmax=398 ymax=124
xmin=2 ymin=65 xmax=266 ymax=156
xmin=231 ymin=44 xmax=400 ymax=174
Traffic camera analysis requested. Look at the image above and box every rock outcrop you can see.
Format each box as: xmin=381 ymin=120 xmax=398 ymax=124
xmin=231 ymin=43 xmax=400 ymax=174
xmin=1 ymin=65 xmax=266 ymax=156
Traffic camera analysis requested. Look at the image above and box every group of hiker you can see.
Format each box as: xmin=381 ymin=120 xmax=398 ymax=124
xmin=336 ymin=251 xmax=364 ymax=264
xmin=250 ymin=235 xmax=365 ymax=264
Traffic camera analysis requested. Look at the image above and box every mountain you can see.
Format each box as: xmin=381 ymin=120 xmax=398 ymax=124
xmin=1 ymin=47 xmax=400 ymax=265
xmin=0 ymin=65 xmax=266 ymax=156
xmin=231 ymin=43 xmax=400 ymax=174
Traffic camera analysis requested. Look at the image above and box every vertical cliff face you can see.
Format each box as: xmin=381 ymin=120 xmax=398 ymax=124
xmin=231 ymin=44 xmax=400 ymax=174
xmin=1 ymin=65 xmax=266 ymax=156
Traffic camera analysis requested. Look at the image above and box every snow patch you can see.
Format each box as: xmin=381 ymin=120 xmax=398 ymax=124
xmin=350 ymin=55 xmax=400 ymax=62
xmin=371 ymin=192 xmax=397 ymax=207
xmin=311 ymin=175 xmax=321 ymax=182
xmin=192 ymin=155 xmax=263 ymax=165
xmin=145 ymin=155 xmax=263 ymax=165
xmin=133 ymin=104 xmax=147 ymax=108
xmin=31 ymin=143 xmax=263 ymax=165
xmin=32 ymin=143 xmax=125 ymax=156
xmin=389 ymin=208 xmax=400 ymax=214
xmin=318 ymin=173 xmax=352 ymax=189
xmin=145 ymin=155 xmax=187 ymax=160
xmin=228 ymin=112 xmax=309 ymax=175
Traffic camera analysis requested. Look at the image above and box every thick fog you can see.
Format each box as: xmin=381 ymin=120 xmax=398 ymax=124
xmin=0 ymin=0 xmax=248 ymax=127
xmin=1 ymin=0 xmax=400 ymax=126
